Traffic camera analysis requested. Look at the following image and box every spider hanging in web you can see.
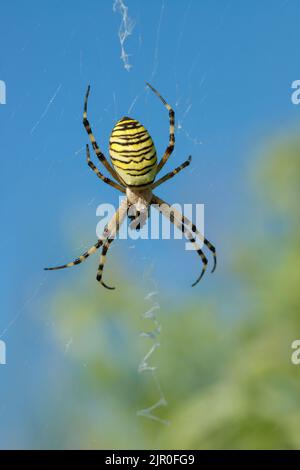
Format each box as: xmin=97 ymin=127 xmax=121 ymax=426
xmin=45 ymin=83 xmax=217 ymax=289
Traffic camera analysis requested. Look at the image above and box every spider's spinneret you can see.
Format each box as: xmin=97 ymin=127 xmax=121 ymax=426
xmin=109 ymin=117 xmax=157 ymax=187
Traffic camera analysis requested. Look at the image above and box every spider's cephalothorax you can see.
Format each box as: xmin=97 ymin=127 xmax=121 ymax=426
xmin=126 ymin=187 xmax=152 ymax=231
xmin=109 ymin=117 xmax=157 ymax=187
xmin=45 ymin=83 xmax=217 ymax=289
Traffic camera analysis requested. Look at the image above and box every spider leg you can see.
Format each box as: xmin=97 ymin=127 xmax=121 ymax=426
xmin=96 ymin=197 xmax=128 ymax=289
xmin=83 ymin=86 xmax=123 ymax=183
xmin=153 ymin=195 xmax=216 ymax=272
xmin=152 ymin=195 xmax=216 ymax=285
xmin=96 ymin=238 xmax=116 ymax=290
xmin=86 ymin=144 xmax=125 ymax=193
xmin=146 ymin=82 xmax=175 ymax=174
xmin=44 ymin=199 xmax=128 ymax=272
xmin=44 ymin=239 xmax=104 ymax=271
xmin=173 ymin=204 xmax=217 ymax=272
xmin=151 ymin=156 xmax=191 ymax=189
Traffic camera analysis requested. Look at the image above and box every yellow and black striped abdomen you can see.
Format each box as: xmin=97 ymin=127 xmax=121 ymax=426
xmin=109 ymin=117 xmax=157 ymax=187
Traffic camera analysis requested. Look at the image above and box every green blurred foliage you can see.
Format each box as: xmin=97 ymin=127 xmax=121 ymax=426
xmin=45 ymin=134 xmax=300 ymax=449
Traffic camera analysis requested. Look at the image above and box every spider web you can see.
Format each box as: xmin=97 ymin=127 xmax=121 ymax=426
xmin=137 ymin=265 xmax=169 ymax=426
xmin=113 ymin=0 xmax=135 ymax=71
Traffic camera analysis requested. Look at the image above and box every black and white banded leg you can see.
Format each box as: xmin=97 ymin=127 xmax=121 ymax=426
xmin=146 ymin=83 xmax=175 ymax=174
xmin=83 ymin=85 xmax=123 ymax=183
xmin=86 ymin=144 xmax=125 ymax=193
xmin=44 ymin=199 xmax=127 ymax=272
xmin=44 ymin=239 xmax=104 ymax=271
xmin=151 ymin=156 xmax=191 ymax=189
xmin=152 ymin=195 xmax=216 ymax=285
xmin=96 ymin=197 xmax=128 ymax=289
xmin=153 ymin=195 xmax=216 ymax=272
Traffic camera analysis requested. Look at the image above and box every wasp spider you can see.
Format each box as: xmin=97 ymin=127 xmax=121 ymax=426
xmin=45 ymin=83 xmax=217 ymax=289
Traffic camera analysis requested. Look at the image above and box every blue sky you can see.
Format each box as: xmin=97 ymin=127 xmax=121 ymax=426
xmin=0 ymin=0 xmax=300 ymax=447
